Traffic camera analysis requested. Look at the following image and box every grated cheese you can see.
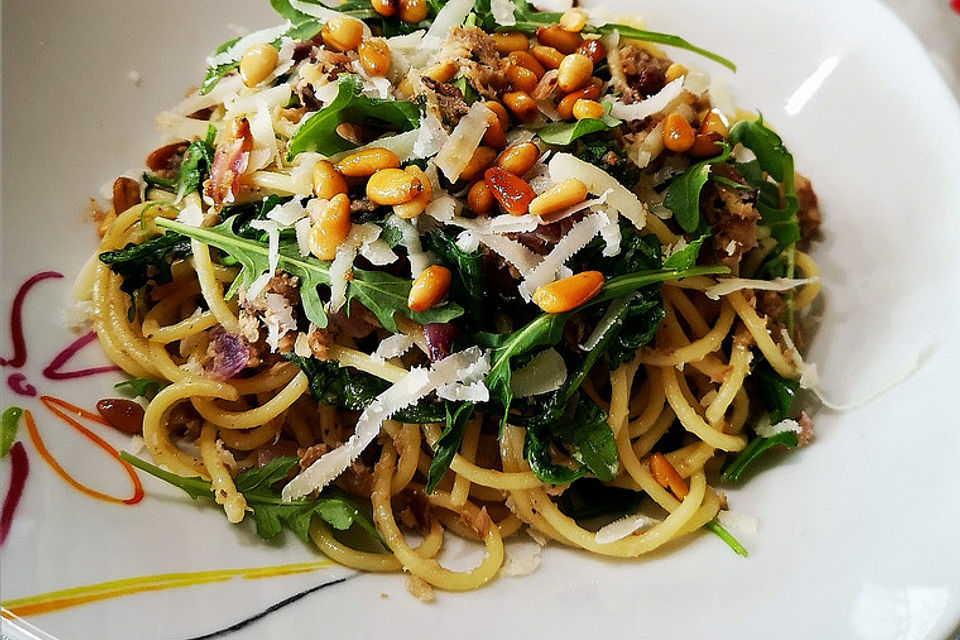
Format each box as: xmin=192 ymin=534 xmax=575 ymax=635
xmin=703 ymin=276 xmax=819 ymax=301
xmin=266 ymin=198 xmax=307 ymax=227
xmin=413 ymin=113 xmax=449 ymax=158
xmin=716 ymin=510 xmax=759 ymax=535
xmin=263 ymin=292 xmax=297 ymax=351
xmin=249 ymin=219 xmax=281 ymax=276
xmin=177 ymin=201 xmax=204 ymax=227
xmin=609 ymin=77 xmax=685 ymax=122
xmin=518 ymin=212 xmax=613 ymax=299
xmin=294 ymin=217 xmax=312 ymax=257
xmin=549 ymin=153 xmax=647 ymax=230
xmin=510 ymin=348 xmax=567 ymax=397
xmin=372 ymin=333 xmax=415 ymax=363
xmin=594 ymin=512 xmax=662 ymax=544
xmin=490 ymin=0 xmax=517 ymax=25
xmin=434 ymin=102 xmax=495 ymax=182
xmin=328 ymin=223 xmax=382 ymax=312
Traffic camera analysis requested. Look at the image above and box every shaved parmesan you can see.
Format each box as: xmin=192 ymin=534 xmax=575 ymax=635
xmin=413 ymin=113 xmax=449 ymax=158
xmin=177 ymin=201 xmax=204 ymax=227
xmin=490 ymin=0 xmax=517 ymax=25
xmin=717 ymin=510 xmax=759 ymax=535
xmin=245 ymin=272 xmax=272 ymax=301
xmin=373 ymin=333 xmax=415 ymax=363
xmin=326 ymin=128 xmax=420 ymax=164
xmin=282 ymin=347 xmax=487 ymax=500
xmin=473 ymin=232 xmax=541 ymax=277
xmin=510 ymin=348 xmax=567 ymax=397
xmin=435 ymin=102 xmax=495 ymax=182
xmin=263 ymin=293 xmax=297 ymax=351
xmin=290 ymin=0 xmax=372 ymax=36
xmin=531 ymin=0 xmax=572 ymax=11
xmin=609 ymin=77 xmax=685 ymax=122
xmin=171 ymin=75 xmax=244 ymax=117
xmin=456 ymin=230 xmax=479 ymax=253
xmin=703 ymin=277 xmax=818 ymax=301
xmin=249 ymin=219 xmax=281 ymax=276
xmin=360 ymin=239 xmax=399 ymax=266
xmin=329 ymin=223 xmax=382 ymax=312
xmin=386 ymin=215 xmax=431 ymax=277
xmin=539 ymin=189 xmax=611 ymax=225
xmin=266 ymin=198 xmax=306 ymax=227
xmin=518 ymin=213 xmax=612 ymax=299
xmin=422 ymin=0 xmax=474 ymax=53
xmin=754 ymin=416 xmax=801 ymax=438
xmin=207 ymin=22 xmax=292 ymax=67
xmin=501 ymin=542 xmax=542 ymax=577
xmin=580 ymin=296 xmax=631 ymax=351
xmin=549 ymin=153 xmax=647 ymax=230
xmin=594 ymin=512 xmax=662 ymax=544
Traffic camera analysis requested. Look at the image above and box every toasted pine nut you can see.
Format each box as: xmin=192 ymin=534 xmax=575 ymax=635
xmin=535 ymin=25 xmax=582 ymax=54
xmin=312 ymin=160 xmax=348 ymax=200
xmin=467 ymin=181 xmax=495 ymax=215
xmin=484 ymin=166 xmax=536 ymax=216
xmin=336 ymin=147 xmax=400 ymax=177
xmin=700 ymin=111 xmax=729 ymax=138
xmin=507 ymin=65 xmax=538 ymax=93
xmin=507 ymin=51 xmax=546 ymax=79
xmin=396 ymin=77 xmax=413 ymax=99
xmin=662 ymin=113 xmax=695 ymax=152
xmin=112 ymin=177 xmax=141 ymax=213
xmin=335 ymin=122 xmax=363 ymax=146
xmin=371 ymin=0 xmax=397 ymax=17
xmin=688 ymin=132 xmax=724 ymax=158
xmin=482 ymin=118 xmax=508 ymax=149
xmin=459 ymin=146 xmax=498 ymax=182
xmin=491 ymin=31 xmax=529 ymax=54
xmin=358 ymin=39 xmax=391 ymax=76
xmin=556 ymin=83 xmax=601 ymax=120
xmin=574 ymin=39 xmax=606 ymax=65
xmin=530 ymin=45 xmax=565 ymax=70
xmin=557 ymin=53 xmax=593 ymax=93
xmin=321 ymin=16 xmax=364 ymax=52
xmin=528 ymin=178 xmax=587 ymax=216
xmin=664 ymin=62 xmax=688 ymax=83
xmin=572 ymin=98 xmax=604 ymax=120
xmin=485 ymin=101 xmax=510 ymax=130
xmin=532 ymin=270 xmax=604 ymax=313
xmin=559 ymin=8 xmax=587 ymax=32
xmin=398 ymin=0 xmax=428 ymax=23
xmin=408 ymin=265 xmax=452 ymax=312
xmin=422 ymin=61 xmax=457 ymax=83
xmin=496 ymin=142 xmax=539 ymax=176
xmin=239 ymin=43 xmax=279 ymax=88
xmin=393 ymin=166 xmax=432 ymax=218
xmin=502 ymin=91 xmax=538 ymax=122
xmin=649 ymin=452 xmax=689 ymax=499
xmin=366 ymin=168 xmax=423 ymax=205
xmin=309 ymin=193 xmax=352 ymax=261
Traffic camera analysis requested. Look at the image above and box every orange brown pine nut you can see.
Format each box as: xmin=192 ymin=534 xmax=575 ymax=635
xmin=572 ymin=98 xmax=604 ymax=120
xmin=530 ymin=45 xmax=565 ymax=70
xmin=502 ymin=91 xmax=538 ymax=122
xmin=408 ymin=265 xmax=452 ymax=312
xmin=312 ymin=160 xmax=348 ymax=199
xmin=559 ymin=9 xmax=587 ymax=32
xmin=398 ymin=0 xmax=428 ymax=23
xmin=484 ymin=166 xmax=536 ymax=216
xmin=491 ymin=32 xmax=529 ymax=54
xmin=496 ymin=142 xmax=539 ymax=176
xmin=336 ymin=147 xmax=400 ymax=177
xmin=393 ymin=166 xmax=432 ymax=218
xmin=532 ymin=271 xmax=605 ymax=313
xmin=467 ymin=181 xmax=495 ymax=215
xmin=536 ymin=25 xmax=582 ymax=54
xmin=649 ymin=453 xmax=690 ymax=499
xmin=239 ymin=43 xmax=279 ymax=87
xmin=371 ymin=0 xmax=396 ymax=17
xmin=321 ymin=16 xmax=364 ymax=52
xmin=574 ymin=39 xmax=606 ymax=65
xmin=459 ymin=146 xmax=498 ymax=182
xmin=358 ymin=39 xmax=391 ymax=76
xmin=507 ymin=65 xmax=539 ymax=93
xmin=557 ymin=53 xmax=593 ymax=93
xmin=662 ymin=113 xmax=695 ymax=152
xmin=366 ymin=168 xmax=423 ymax=205
xmin=528 ymin=178 xmax=587 ymax=216
xmin=507 ymin=51 xmax=546 ymax=79
xmin=556 ymin=83 xmax=601 ymax=120
xmin=309 ymin=193 xmax=352 ymax=261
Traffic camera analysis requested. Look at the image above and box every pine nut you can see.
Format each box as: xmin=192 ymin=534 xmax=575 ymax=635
xmin=662 ymin=113 xmax=695 ymax=152
xmin=496 ymin=142 xmax=539 ymax=176
xmin=507 ymin=65 xmax=538 ymax=93
xmin=700 ymin=111 xmax=729 ymax=138
xmin=398 ymin=0 xmax=428 ymax=23
xmin=358 ymin=39 xmax=391 ymax=76
xmin=422 ymin=61 xmax=458 ymax=83
xmin=459 ymin=146 xmax=498 ymax=182
xmin=393 ymin=166 xmax=432 ymax=218
xmin=535 ymin=25 xmax=582 ymax=54
xmin=688 ymin=132 xmax=724 ymax=158
xmin=502 ymin=91 xmax=538 ymax=122
xmin=239 ymin=43 xmax=279 ymax=88
xmin=491 ymin=32 xmax=529 ymax=54
xmin=559 ymin=8 xmax=587 ymax=32
xmin=530 ymin=45 xmax=565 ymax=70
xmin=467 ymin=181 xmax=495 ymax=215
xmin=482 ymin=118 xmax=508 ymax=150
xmin=309 ymin=193 xmax=352 ymax=261
xmin=528 ymin=178 xmax=587 ymax=216
xmin=507 ymin=51 xmax=546 ymax=79
xmin=370 ymin=0 xmax=397 ymax=17
xmin=574 ymin=39 xmax=606 ymax=65
xmin=485 ymin=101 xmax=510 ymax=130
xmin=321 ymin=16 xmax=364 ymax=52
xmin=335 ymin=122 xmax=363 ymax=146
xmin=664 ymin=62 xmax=688 ymax=83
xmin=336 ymin=147 xmax=400 ymax=177
xmin=366 ymin=168 xmax=423 ymax=205
xmin=556 ymin=83 xmax=600 ymax=120
xmin=312 ymin=160 xmax=348 ymax=200
xmin=532 ymin=270 xmax=604 ymax=313
xmin=649 ymin=452 xmax=689 ymax=498
xmin=557 ymin=53 xmax=593 ymax=93
xmin=572 ymin=98 xmax=604 ymax=120
xmin=484 ymin=166 xmax=535 ymax=216
xmin=408 ymin=265 xmax=452 ymax=312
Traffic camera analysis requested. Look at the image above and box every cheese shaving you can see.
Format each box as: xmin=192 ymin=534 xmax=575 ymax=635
xmin=207 ymin=22 xmax=292 ymax=67
xmin=326 ymin=128 xmax=420 ymax=164
xmin=328 ymin=223 xmax=382 ymax=312
xmin=518 ymin=212 xmax=612 ymax=299
xmin=609 ymin=77 xmax=685 ymax=122
xmin=386 ymin=215 xmax=431 ymax=277
xmin=413 ymin=113 xmax=449 ymax=158
xmin=263 ymin=293 xmax=297 ymax=351
xmin=490 ymin=0 xmax=517 ymax=25
xmin=290 ymin=0 xmax=372 ymax=36
xmin=510 ymin=348 xmax=567 ymax=397
xmin=372 ymin=333 xmax=415 ymax=363
xmin=594 ymin=512 xmax=662 ymax=544
xmin=266 ymin=198 xmax=307 ymax=227
xmin=703 ymin=277 xmax=819 ymax=301
xmin=435 ymin=102 xmax=495 ymax=182
xmin=549 ymin=153 xmax=647 ymax=230
xmin=249 ymin=219 xmax=281 ymax=275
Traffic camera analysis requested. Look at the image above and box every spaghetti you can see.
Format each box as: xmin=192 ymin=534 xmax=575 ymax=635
xmin=82 ymin=0 xmax=823 ymax=595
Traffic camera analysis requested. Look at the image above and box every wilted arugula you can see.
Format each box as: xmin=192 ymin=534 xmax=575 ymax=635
xmin=99 ymin=232 xmax=193 ymax=295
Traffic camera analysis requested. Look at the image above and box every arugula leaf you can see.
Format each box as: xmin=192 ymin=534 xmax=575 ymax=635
xmin=663 ymin=142 xmax=732 ymax=233
xmin=120 ymin=452 xmax=381 ymax=543
xmin=606 ymin=291 xmax=664 ymax=369
xmin=1 ymin=407 xmax=23 ymax=459
xmin=285 ymin=354 xmax=446 ymax=423
xmin=590 ymin=23 xmax=736 ymax=71
xmin=538 ymin=103 xmax=621 ymax=146
xmin=157 ymin=217 xmax=464 ymax=331
xmin=596 ymin=263 xmax=729 ymax=303
xmin=471 ymin=0 xmax=561 ymax=33
xmin=173 ymin=129 xmax=216 ymax=202
xmin=552 ymin=396 xmax=618 ymax=481
xmin=720 ymin=430 xmax=799 ymax=484
xmin=525 ymin=423 xmax=585 ymax=484
xmin=662 ymin=233 xmax=709 ymax=270
xmin=425 ymin=402 xmax=475 ymax=493
xmin=753 ymin=360 xmax=799 ymax=423
xmin=421 ymin=229 xmax=485 ymax=323
xmin=703 ymin=520 xmax=749 ymax=557
xmin=98 ymin=232 xmax=193 ymax=295
xmin=287 ymin=75 xmax=420 ymax=159
xmin=575 ymin=137 xmax=640 ymax=189
xmin=114 ymin=378 xmax=168 ymax=400
xmin=556 ymin=478 xmax=643 ymax=520
xmin=450 ymin=76 xmax=478 ymax=106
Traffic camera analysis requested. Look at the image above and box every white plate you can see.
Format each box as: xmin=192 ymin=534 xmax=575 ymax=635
xmin=3 ymin=0 xmax=960 ymax=638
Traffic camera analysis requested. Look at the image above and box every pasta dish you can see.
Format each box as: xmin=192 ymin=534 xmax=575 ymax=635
xmin=80 ymin=0 xmax=823 ymax=597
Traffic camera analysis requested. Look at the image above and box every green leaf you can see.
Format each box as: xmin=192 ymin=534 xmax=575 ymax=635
xmin=234 ymin=456 xmax=299 ymax=493
xmin=173 ymin=135 xmax=216 ymax=202
xmin=156 ymin=217 xmax=463 ymax=332
xmin=591 ymin=23 xmax=736 ymax=71
xmin=119 ymin=452 xmax=214 ymax=500
xmin=703 ymin=520 xmax=749 ymax=557
xmin=538 ymin=103 xmax=621 ymax=146
xmin=1 ymin=407 xmax=23 ymax=459
xmin=114 ymin=378 xmax=168 ymax=400
xmin=425 ymin=402 xmax=474 ymax=493
xmin=575 ymin=137 xmax=640 ymax=189
xmin=421 ymin=229 xmax=485 ymax=323
xmin=287 ymin=75 xmax=420 ymax=159
xmin=556 ymin=478 xmax=643 ymax=520
xmin=662 ymin=233 xmax=709 ymax=270
xmin=597 ymin=264 xmax=729 ymax=302
xmin=753 ymin=360 xmax=799 ymax=423
xmin=720 ymin=430 xmax=799 ymax=484
xmin=98 ymin=232 xmax=193 ymax=295
xmin=524 ymin=425 xmax=585 ymax=484
xmin=663 ymin=142 xmax=732 ymax=233
xmin=450 ymin=76 xmax=478 ymax=106
xmin=553 ymin=397 xmax=618 ymax=481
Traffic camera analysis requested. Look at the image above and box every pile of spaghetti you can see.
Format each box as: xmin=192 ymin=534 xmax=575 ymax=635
xmin=81 ymin=0 xmax=823 ymax=595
